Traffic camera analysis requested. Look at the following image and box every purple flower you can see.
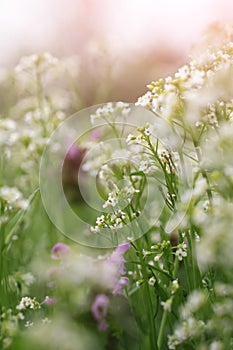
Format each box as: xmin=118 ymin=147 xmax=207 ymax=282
xmin=108 ymin=243 xmax=130 ymax=274
xmin=107 ymin=243 xmax=130 ymax=294
xmin=51 ymin=243 xmax=70 ymax=259
xmin=115 ymin=243 xmax=131 ymax=255
xmin=43 ymin=296 xmax=57 ymax=306
xmin=112 ymin=276 xmax=129 ymax=295
xmin=90 ymin=130 xmax=102 ymax=141
xmin=91 ymin=294 xmax=109 ymax=331
xmin=62 ymin=142 xmax=86 ymax=184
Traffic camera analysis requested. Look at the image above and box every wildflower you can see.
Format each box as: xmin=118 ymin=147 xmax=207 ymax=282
xmin=148 ymin=277 xmax=156 ymax=286
xmin=96 ymin=215 xmax=105 ymax=226
xmin=107 ymin=243 xmax=130 ymax=294
xmin=0 ymin=118 xmax=16 ymax=130
xmin=194 ymin=232 xmax=200 ymax=242
xmin=103 ymin=190 xmax=119 ymax=208
xmin=16 ymin=297 xmax=40 ymax=311
xmin=0 ymin=186 xmax=22 ymax=204
xmin=115 ymin=101 xmax=130 ymax=109
xmin=115 ymin=242 xmax=131 ymax=255
xmin=161 ymin=298 xmax=172 ymax=312
xmin=91 ymin=294 xmax=109 ymax=331
xmin=136 ymin=280 xmax=144 ymax=287
xmin=144 ymin=123 xmax=154 ymax=136
xmin=175 ymin=248 xmax=187 ymax=261
xmin=168 ymin=335 xmax=179 ymax=350
xmin=43 ymin=296 xmax=57 ymax=306
xmin=135 ymin=91 xmax=152 ymax=107
xmin=175 ymin=243 xmax=187 ymax=261
xmin=171 ymin=279 xmax=179 ymax=294
xmin=90 ymin=225 xmax=100 ymax=234
xmin=142 ymin=249 xmax=151 ymax=257
xmin=113 ymin=277 xmax=129 ymax=295
xmin=14 ymin=199 xmax=29 ymax=210
xmin=42 ymin=317 xmax=51 ymax=324
xmin=126 ymin=185 xmax=140 ymax=197
xmin=154 ymin=255 xmax=160 ymax=262
xmin=181 ymin=290 xmax=206 ymax=319
xmin=17 ymin=312 xmax=25 ymax=320
xmin=51 ymin=243 xmax=70 ymax=259
xmin=210 ymin=341 xmax=224 ymax=350
xmin=126 ymin=133 xmax=136 ymax=145
xmin=21 ymin=272 xmax=35 ymax=286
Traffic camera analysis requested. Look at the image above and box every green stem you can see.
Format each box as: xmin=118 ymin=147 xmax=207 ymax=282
xmin=137 ymin=241 xmax=158 ymax=350
xmin=157 ymin=309 xmax=169 ymax=350
xmin=187 ymin=229 xmax=201 ymax=289
xmin=173 ymin=255 xmax=179 ymax=279
xmin=158 ymin=255 xmax=179 ymax=349
xmin=184 ymin=257 xmax=192 ymax=292
xmin=190 ymin=131 xmax=213 ymax=203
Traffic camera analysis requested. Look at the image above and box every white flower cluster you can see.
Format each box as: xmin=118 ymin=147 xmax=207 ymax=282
xmin=175 ymin=243 xmax=187 ymax=261
xmin=136 ymin=41 xmax=233 ymax=127
xmin=90 ymin=102 xmax=130 ymax=125
xmin=0 ymin=52 xmax=84 ymax=203
xmin=15 ymin=52 xmax=58 ymax=74
xmin=0 ymin=308 xmax=25 ymax=349
xmin=91 ymin=209 xmax=127 ymax=233
xmin=168 ymin=317 xmax=205 ymax=349
xmin=0 ymin=186 xmax=29 ymax=211
xmin=16 ymin=296 xmax=40 ymax=311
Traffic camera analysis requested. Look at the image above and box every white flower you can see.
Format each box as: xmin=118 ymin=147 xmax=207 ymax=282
xmin=42 ymin=317 xmax=51 ymax=324
xmin=148 ymin=277 xmax=156 ymax=286
xmin=14 ymin=199 xmax=29 ymax=210
xmin=0 ymin=119 xmax=16 ymax=131
xmin=90 ymin=114 xmax=97 ymax=124
xmin=161 ymin=298 xmax=172 ymax=312
xmin=90 ymin=224 xmax=101 ymax=234
xmin=16 ymin=296 xmax=40 ymax=311
xmin=17 ymin=312 xmax=25 ymax=320
xmin=103 ymin=191 xmax=118 ymax=208
xmin=0 ymin=186 xmax=22 ymax=204
xmin=126 ymin=185 xmax=140 ymax=197
xmin=116 ymin=101 xmax=129 ymax=109
xmin=172 ymin=279 xmax=179 ymax=294
xmin=181 ymin=290 xmax=205 ymax=319
xmin=175 ymin=243 xmax=187 ymax=261
xmin=22 ymin=273 xmax=35 ymax=286
xmin=122 ymin=107 xmax=131 ymax=116
xmin=136 ymin=91 xmax=151 ymax=107
xmin=210 ymin=341 xmax=223 ymax=350
xmin=96 ymin=215 xmax=105 ymax=226
xmin=126 ymin=133 xmax=136 ymax=145
xmin=144 ymin=123 xmax=154 ymax=136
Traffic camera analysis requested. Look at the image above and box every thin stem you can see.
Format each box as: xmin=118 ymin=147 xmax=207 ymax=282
xmin=173 ymin=255 xmax=179 ymax=280
xmin=136 ymin=241 xmax=158 ymax=350
xmin=157 ymin=309 xmax=169 ymax=350
xmin=190 ymin=130 xmax=213 ymax=203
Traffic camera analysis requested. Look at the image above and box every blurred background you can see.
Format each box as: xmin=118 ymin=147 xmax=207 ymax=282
xmin=0 ymin=0 xmax=233 ymax=103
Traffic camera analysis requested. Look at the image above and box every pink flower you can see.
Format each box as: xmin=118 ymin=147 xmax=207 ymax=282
xmin=115 ymin=243 xmax=131 ymax=255
xmin=51 ymin=243 xmax=70 ymax=259
xmin=62 ymin=142 xmax=86 ymax=184
xmin=90 ymin=130 xmax=101 ymax=141
xmin=91 ymin=294 xmax=109 ymax=331
xmin=112 ymin=276 xmax=129 ymax=295
xmin=43 ymin=296 xmax=57 ymax=306
xmin=107 ymin=243 xmax=130 ymax=294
